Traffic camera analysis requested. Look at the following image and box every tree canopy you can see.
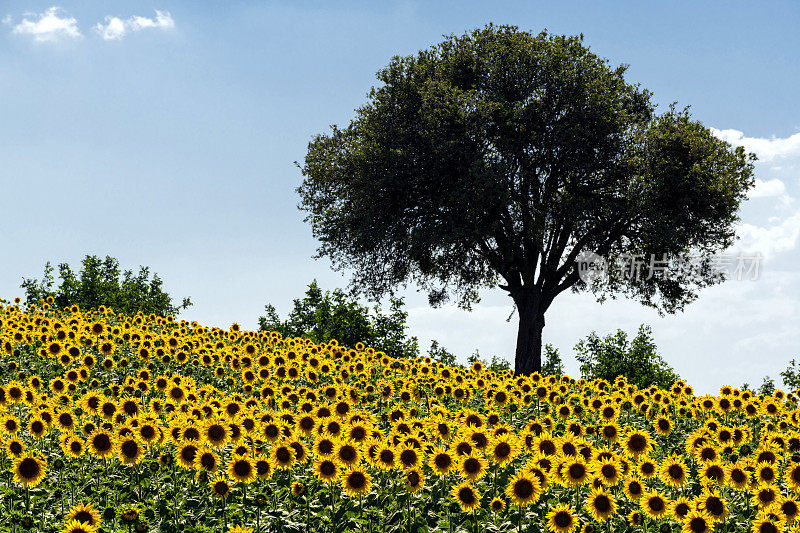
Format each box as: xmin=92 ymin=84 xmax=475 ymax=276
xmin=298 ymin=25 xmax=755 ymax=374
xmin=258 ymin=280 xmax=420 ymax=360
xmin=21 ymin=255 xmax=191 ymax=317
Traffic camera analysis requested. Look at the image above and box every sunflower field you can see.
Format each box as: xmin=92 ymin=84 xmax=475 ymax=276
xmin=0 ymin=300 xmax=796 ymax=533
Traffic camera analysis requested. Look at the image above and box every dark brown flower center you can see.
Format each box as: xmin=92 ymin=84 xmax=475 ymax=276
xmin=233 ymin=460 xmax=252 ymax=477
xmin=18 ymin=458 xmax=40 ymax=479
xmin=513 ymin=478 xmax=534 ymax=499
xmin=458 ymin=487 xmax=475 ymax=505
xmin=594 ymin=495 xmax=611 ymax=513
xmin=347 ymin=472 xmax=366 ymax=490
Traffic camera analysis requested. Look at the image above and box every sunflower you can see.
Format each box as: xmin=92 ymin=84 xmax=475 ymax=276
xmin=13 ymin=453 xmax=47 ymax=487
xmin=137 ymin=420 xmax=160 ymax=445
xmin=593 ymin=458 xmax=621 ymax=486
xmin=670 ymin=496 xmax=692 ymax=521
xmin=254 ymin=454 xmax=273 ymax=481
xmin=314 ymin=458 xmax=339 ymax=483
xmin=118 ymin=437 xmax=144 ymax=465
xmin=459 ymin=454 xmax=487 ymax=481
xmin=374 ymin=445 xmax=396 ymax=470
xmin=209 ymin=477 xmax=231 ymax=499
xmin=227 ymin=527 xmax=254 ymax=533
xmin=28 ymin=417 xmax=47 ymax=439
xmin=505 ymin=471 xmax=540 ymax=507
xmin=598 ymin=422 xmax=621 ymax=444
xmin=404 ymin=468 xmax=424 ymax=493
xmin=398 ymin=446 xmax=422 ymax=470
xmin=750 ymin=511 xmax=784 ymax=533
xmin=562 ymin=458 xmax=590 ymax=486
xmin=654 ymin=416 xmax=672 ymax=436
xmin=586 ymin=488 xmax=616 ymax=522
xmin=428 ymin=447 xmax=453 ymax=476
xmin=641 ymin=491 xmax=668 ymax=519
xmin=777 ymin=494 xmax=800 ymax=523
xmin=546 ymin=504 xmax=578 ymax=533
xmin=66 ymin=502 xmax=101 ymax=528
xmin=696 ymin=490 xmax=728 ymax=522
xmin=623 ymin=430 xmax=653 ymax=457
xmin=177 ymin=440 xmax=200 ymax=469
xmin=270 ymin=443 xmax=296 ymax=470
xmin=2 ymin=414 xmax=20 ymax=435
xmin=726 ymin=463 xmax=750 ymax=490
xmin=62 ymin=519 xmax=98 ymax=533
xmin=628 ymin=510 xmax=643 ymax=527
xmin=197 ymin=448 xmax=220 ymax=473
xmin=6 ymin=437 xmax=26 ymax=458
xmin=660 ymin=455 xmax=688 ymax=487
xmin=341 ymin=468 xmax=371 ymax=496
xmin=445 ymin=431 xmax=472 ymax=455
xmin=755 ymin=461 xmax=778 ymax=485
xmin=203 ymin=419 xmax=229 ymax=449
xmin=228 ymin=456 xmax=256 ymax=484
xmin=488 ymin=435 xmax=518 ymax=466
xmin=682 ymin=509 xmax=712 ymax=533
xmin=490 ymin=498 xmax=505 ymax=513
xmin=87 ymin=429 xmax=116 ymax=459
xmin=637 ymin=457 xmax=658 ymax=479
xmin=291 ymin=482 xmax=306 ymax=497
xmin=451 ymin=481 xmax=481 ymax=513
xmin=752 ymin=483 xmax=780 ymax=510
xmin=335 ymin=441 xmax=360 ymax=467
xmin=784 ymin=463 xmax=800 ymax=491
xmin=313 ymin=436 xmax=336 ymax=457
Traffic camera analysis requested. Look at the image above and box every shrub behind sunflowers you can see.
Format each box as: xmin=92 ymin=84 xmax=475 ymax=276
xmin=0 ymin=300 xmax=797 ymax=533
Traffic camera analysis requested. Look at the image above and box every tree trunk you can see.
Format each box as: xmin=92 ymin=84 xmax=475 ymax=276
xmin=514 ymin=292 xmax=547 ymax=375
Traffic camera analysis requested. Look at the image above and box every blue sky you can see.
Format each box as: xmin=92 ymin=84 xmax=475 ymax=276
xmin=2 ymin=1 xmax=800 ymax=393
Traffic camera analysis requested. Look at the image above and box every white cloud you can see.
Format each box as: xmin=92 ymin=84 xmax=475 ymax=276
xmin=96 ymin=16 xmax=126 ymax=41
xmin=95 ymin=10 xmax=174 ymax=41
xmin=712 ymin=128 xmax=800 ymax=162
xmin=749 ymin=178 xmax=786 ymax=198
xmin=11 ymin=7 xmax=81 ymax=42
xmin=735 ymin=211 xmax=800 ymax=259
xmin=130 ymin=11 xmax=174 ymax=31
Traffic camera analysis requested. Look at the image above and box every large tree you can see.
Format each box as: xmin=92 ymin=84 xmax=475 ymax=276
xmin=298 ymin=25 xmax=754 ymax=374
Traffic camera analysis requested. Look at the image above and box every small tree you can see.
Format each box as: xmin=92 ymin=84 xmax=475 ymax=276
xmin=780 ymin=359 xmax=800 ymax=391
xmin=428 ymin=339 xmax=457 ymax=366
xmin=21 ymin=255 xmax=191 ymax=316
xmin=758 ymin=376 xmax=776 ymax=397
xmin=541 ymin=344 xmax=565 ymax=376
xmin=259 ymin=281 xmax=419 ymax=359
xmin=575 ymin=324 xmax=678 ymax=389
xmin=467 ymin=349 xmax=512 ymax=373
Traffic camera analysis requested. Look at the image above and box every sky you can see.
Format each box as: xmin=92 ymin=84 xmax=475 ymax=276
xmin=1 ymin=1 xmax=799 ymax=394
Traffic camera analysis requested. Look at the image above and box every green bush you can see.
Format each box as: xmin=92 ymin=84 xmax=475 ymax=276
xmin=259 ymin=281 xmax=419 ymax=360
xmin=575 ymin=324 xmax=678 ymax=389
xmin=21 ymin=255 xmax=191 ymax=317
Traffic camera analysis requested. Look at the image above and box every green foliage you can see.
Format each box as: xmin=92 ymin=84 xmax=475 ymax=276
xmin=758 ymin=376 xmax=776 ymax=397
xmin=259 ymin=280 xmax=420 ymax=360
xmin=467 ymin=349 xmax=512 ymax=373
xmin=541 ymin=344 xmax=565 ymax=376
xmin=427 ymin=339 xmax=457 ymax=366
xmin=574 ymin=324 xmax=678 ymax=389
xmin=20 ymin=255 xmax=191 ymax=317
xmin=780 ymin=359 xmax=800 ymax=391
xmin=298 ymin=24 xmax=755 ymax=374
